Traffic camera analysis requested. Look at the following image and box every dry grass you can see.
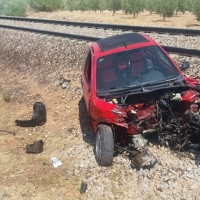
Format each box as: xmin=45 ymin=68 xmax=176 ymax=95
xmin=0 ymin=62 xmax=84 ymax=199
xmin=2 ymin=90 xmax=12 ymax=103
xmin=27 ymin=10 xmax=200 ymax=29
xmin=0 ymin=10 xmax=199 ymax=199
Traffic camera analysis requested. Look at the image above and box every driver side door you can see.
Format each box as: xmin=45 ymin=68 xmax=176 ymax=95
xmin=81 ymin=50 xmax=92 ymax=114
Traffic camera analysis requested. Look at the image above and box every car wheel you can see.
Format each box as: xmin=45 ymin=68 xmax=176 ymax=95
xmin=95 ymin=124 xmax=114 ymax=167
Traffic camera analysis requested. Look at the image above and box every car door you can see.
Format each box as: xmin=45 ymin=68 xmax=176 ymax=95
xmin=81 ymin=49 xmax=92 ymax=113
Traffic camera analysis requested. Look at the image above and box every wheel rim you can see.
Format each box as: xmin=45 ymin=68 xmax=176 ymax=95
xmin=95 ymin=130 xmax=101 ymax=160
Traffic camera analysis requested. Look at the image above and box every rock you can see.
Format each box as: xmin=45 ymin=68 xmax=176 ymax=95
xmin=61 ymin=82 xmax=67 ymax=89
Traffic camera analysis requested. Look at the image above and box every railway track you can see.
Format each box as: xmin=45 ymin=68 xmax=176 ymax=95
xmin=0 ymin=16 xmax=200 ymax=57
xmin=1 ymin=16 xmax=200 ymax=36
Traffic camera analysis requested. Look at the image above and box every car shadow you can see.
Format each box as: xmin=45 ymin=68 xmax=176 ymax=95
xmin=78 ymin=96 xmax=95 ymax=146
xmin=194 ymin=154 xmax=200 ymax=165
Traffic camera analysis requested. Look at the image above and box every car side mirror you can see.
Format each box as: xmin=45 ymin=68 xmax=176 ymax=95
xmin=180 ymin=61 xmax=190 ymax=71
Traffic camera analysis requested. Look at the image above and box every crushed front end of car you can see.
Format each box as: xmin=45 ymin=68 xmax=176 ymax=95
xmin=96 ymin=84 xmax=200 ymax=168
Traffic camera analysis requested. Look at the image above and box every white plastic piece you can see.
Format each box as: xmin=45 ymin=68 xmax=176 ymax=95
xmin=171 ymin=93 xmax=182 ymax=101
xmin=51 ymin=157 xmax=62 ymax=168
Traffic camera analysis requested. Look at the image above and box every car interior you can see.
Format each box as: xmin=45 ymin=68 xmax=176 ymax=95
xmin=96 ymin=46 xmax=180 ymax=91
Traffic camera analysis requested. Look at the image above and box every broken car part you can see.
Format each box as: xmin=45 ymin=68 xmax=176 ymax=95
xmin=80 ymin=181 xmax=88 ymax=193
xmin=15 ymin=102 xmax=46 ymax=127
xmin=115 ymin=144 xmax=157 ymax=169
xmin=130 ymin=147 xmax=157 ymax=169
xmin=0 ymin=130 xmax=15 ymax=136
xmin=26 ymin=140 xmax=44 ymax=154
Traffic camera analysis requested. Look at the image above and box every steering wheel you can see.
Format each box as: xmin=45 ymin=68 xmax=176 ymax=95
xmin=139 ymin=66 xmax=159 ymax=76
xmin=131 ymin=66 xmax=158 ymax=83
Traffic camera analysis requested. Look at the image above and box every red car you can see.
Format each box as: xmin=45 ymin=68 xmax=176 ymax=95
xmin=81 ymin=33 xmax=200 ymax=168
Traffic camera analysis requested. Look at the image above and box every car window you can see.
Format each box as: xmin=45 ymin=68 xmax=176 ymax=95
xmin=96 ymin=46 xmax=180 ymax=92
xmin=143 ymin=46 xmax=179 ymax=74
xmin=84 ymin=50 xmax=92 ymax=84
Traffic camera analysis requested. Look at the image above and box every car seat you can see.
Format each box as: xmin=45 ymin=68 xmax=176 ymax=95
xmin=97 ymin=56 xmax=117 ymax=89
xmin=129 ymin=49 xmax=146 ymax=78
xmin=116 ymin=55 xmax=129 ymax=82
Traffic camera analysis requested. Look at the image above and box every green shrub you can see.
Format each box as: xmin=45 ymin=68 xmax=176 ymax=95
xmin=2 ymin=91 xmax=12 ymax=103
xmin=30 ymin=0 xmax=65 ymax=12
xmin=0 ymin=0 xmax=28 ymax=16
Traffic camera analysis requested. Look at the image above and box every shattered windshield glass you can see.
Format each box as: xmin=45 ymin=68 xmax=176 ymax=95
xmin=96 ymin=46 xmax=180 ymax=92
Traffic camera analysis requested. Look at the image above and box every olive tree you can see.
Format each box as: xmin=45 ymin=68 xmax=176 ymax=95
xmin=175 ymin=0 xmax=187 ymax=16
xmin=192 ymin=0 xmax=200 ymax=21
xmin=144 ymin=0 xmax=157 ymax=15
xmin=122 ymin=0 xmax=144 ymax=17
xmin=108 ymin=0 xmax=122 ymax=16
xmin=65 ymin=0 xmax=76 ymax=11
xmin=30 ymin=0 xmax=64 ymax=12
xmin=88 ymin=0 xmax=100 ymax=13
xmin=122 ymin=0 xmax=131 ymax=14
xmin=99 ymin=0 xmax=108 ymax=12
xmin=79 ymin=0 xmax=88 ymax=12
xmin=155 ymin=0 xmax=176 ymax=21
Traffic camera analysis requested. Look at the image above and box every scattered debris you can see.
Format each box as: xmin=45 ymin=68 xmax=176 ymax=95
xmin=26 ymin=140 xmax=44 ymax=154
xmin=61 ymin=82 xmax=67 ymax=89
xmin=59 ymin=77 xmax=71 ymax=89
xmin=130 ymin=147 xmax=157 ymax=169
xmin=59 ymin=77 xmax=71 ymax=85
xmin=15 ymin=102 xmax=46 ymax=127
xmin=51 ymin=157 xmax=62 ymax=168
xmin=0 ymin=129 xmax=15 ymax=136
xmin=79 ymin=181 xmax=88 ymax=193
xmin=82 ymin=133 xmax=87 ymax=137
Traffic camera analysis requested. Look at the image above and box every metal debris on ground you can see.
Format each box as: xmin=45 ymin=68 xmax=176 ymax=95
xmin=0 ymin=129 xmax=15 ymax=136
xmin=26 ymin=140 xmax=44 ymax=154
xmin=15 ymin=102 xmax=46 ymax=127
xmin=79 ymin=181 xmax=87 ymax=193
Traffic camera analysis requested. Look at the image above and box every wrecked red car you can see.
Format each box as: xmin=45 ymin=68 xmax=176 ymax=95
xmin=81 ymin=33 xmax=200 ymax=168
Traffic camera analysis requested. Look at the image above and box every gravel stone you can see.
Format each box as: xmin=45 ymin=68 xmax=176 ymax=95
xmin=0 ymin=19 xmax=200 ymax=49
xmin=0 ymin=25 xmax=200 ymax=200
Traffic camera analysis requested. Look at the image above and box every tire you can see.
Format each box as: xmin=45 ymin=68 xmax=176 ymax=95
xmin=95 ymin=124 xmax=114 ymax=167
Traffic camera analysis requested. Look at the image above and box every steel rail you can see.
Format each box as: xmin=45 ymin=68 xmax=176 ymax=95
xmin=0 ymin=15 xmax=200 ymax=36
xmin=0 ymin=24 xmax=200 ymax=57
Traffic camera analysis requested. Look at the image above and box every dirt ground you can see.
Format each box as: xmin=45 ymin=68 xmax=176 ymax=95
xmin=0 ymin=63 xmax=84 ymax=199
xmin=27 ymin=10 xmax=200 ymax=29
xmin=0 ymin=10 xmax=200 ymax=199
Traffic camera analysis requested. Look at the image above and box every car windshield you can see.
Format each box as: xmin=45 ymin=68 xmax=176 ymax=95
xmin=96 ymin=46 xmax=180 ymax=92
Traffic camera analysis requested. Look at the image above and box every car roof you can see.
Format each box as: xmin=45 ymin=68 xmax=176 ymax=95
xmin=96 ymin=33 xmax=151 ymax=52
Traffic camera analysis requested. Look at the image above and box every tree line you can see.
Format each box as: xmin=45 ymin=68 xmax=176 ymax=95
xmin=0 ymin=0 xmax=200 ymax=21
